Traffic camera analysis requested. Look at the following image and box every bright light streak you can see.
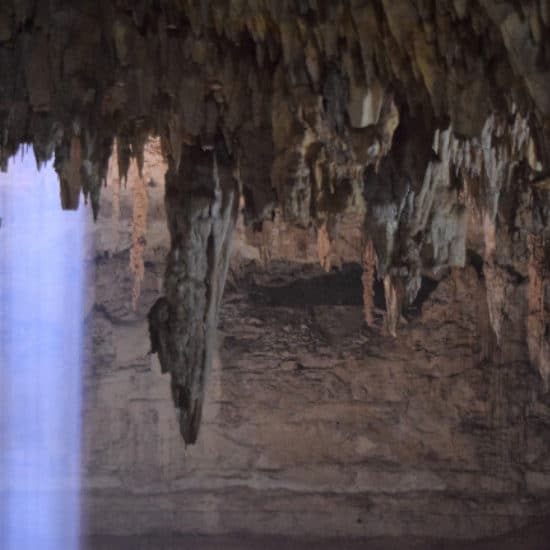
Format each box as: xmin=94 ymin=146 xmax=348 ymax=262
xmin=0 ymin=148 xmax=86 ymax=549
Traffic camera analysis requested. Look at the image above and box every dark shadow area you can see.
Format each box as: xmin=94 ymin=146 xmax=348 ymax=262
xmin=468 ymin=249 xmax=485 ymax=279
xmin=250 ymin=262 xmax=440 ymax=320
xmin=250 ymin=262 xmax=364 ymax=306
xmin=406 ymin=276 xmax=439 ymax=318
xmin=250 ymin=262 xmax=389 ymax=308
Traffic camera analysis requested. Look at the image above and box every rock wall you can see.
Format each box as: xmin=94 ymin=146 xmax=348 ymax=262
xmin=0 ymin=1 xmax=549 ymax=541
xmin=81 ymin=142 xmax=550 ymax=541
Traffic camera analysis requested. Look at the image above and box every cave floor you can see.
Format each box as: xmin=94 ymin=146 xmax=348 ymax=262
xmin=86 ymin=520 xmax=549 ymax=550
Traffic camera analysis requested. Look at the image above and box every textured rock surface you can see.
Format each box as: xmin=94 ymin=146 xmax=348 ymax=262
xmin=0 ymin=0 xmax=549 ymax=433
xmin=80 ymin=144 xmax=550 ymax=542
xmin=0 ymin=1 xmax=549 ymax=543
xmin=149 ymin=143 xmax=238 ymax=444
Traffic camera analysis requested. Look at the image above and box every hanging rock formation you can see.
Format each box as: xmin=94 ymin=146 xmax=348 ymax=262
xmin=149 ymin=142 xmax=238 ymax=444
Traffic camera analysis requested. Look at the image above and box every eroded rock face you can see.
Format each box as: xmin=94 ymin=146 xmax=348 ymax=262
xmin=0 ymin=1 xmax=549 ymax=450
xmin=83 ymin=190 xmax=550 ymax=542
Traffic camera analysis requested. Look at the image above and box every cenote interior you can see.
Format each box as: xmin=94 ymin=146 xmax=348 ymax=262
xmin=0 ymin=2 xmax=550 ymax=549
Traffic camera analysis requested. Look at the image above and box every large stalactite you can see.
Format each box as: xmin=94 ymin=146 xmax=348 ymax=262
xmin=149 ymin=142 xmax=238 ymax=444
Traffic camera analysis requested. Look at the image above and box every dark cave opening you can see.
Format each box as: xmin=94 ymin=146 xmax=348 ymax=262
xmin=249 ymin=262 xmax=439 ymax=317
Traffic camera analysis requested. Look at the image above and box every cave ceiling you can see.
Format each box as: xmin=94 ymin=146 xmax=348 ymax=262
xmin=1 ymin=0 xmax=549 ymax=443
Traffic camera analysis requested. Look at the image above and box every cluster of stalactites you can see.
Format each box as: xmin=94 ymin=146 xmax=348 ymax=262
xmin=353 ymin=104 xmax=550 ymax=386
xmin=0 ymin=0 xmax=548 ymax=225
xmin=178 ymin=1 xmax=550 ymax=127
xmin=0 ymin=121 xmax=114 ymax=220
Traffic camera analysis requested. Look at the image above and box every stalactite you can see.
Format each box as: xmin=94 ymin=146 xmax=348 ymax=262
xmin=130 ymin=160 xmax=148 ymax=311
xmin=384 ymin=275 xmax=403 ymax=338
xmin=107 ymin=140 xmax=121 ymax=246
xmin=58 ymin=135 xmax=83 ymax=211
xmin=148 ymin=143 xmax=239 ymax=444
xmin=317 ymin=222 xmax=332 ymax=272
xmin=362 ymin=239 xmax=377 ymax=327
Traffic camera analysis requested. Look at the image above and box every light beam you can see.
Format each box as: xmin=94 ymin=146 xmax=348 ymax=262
xmin=0 ymin=148 xmax=86 ymax=549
